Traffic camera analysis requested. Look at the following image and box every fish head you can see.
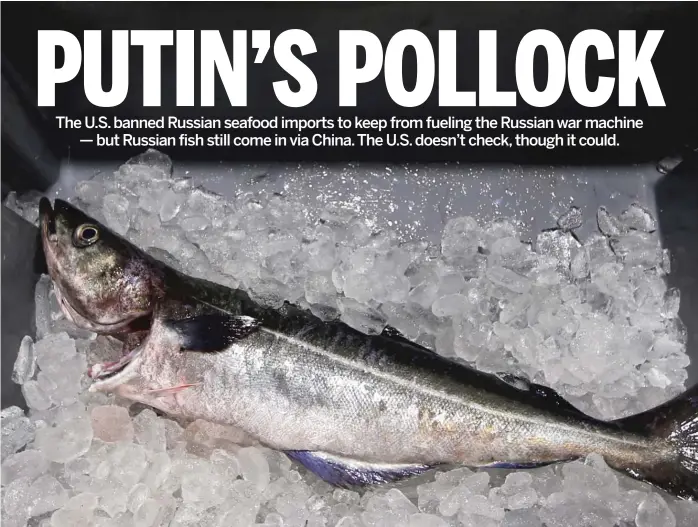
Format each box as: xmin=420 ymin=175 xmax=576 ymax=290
xmin=40 ymin=198 xmax=162 ymax=333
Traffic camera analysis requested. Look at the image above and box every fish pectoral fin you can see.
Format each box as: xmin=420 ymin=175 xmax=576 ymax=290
xmin=285 ymin=450 xmax=434 ymax=488
xmin=165 ymin=314 xmax=260 ymax=352
xmin=145 ymin=383 xmax=200 ymax=396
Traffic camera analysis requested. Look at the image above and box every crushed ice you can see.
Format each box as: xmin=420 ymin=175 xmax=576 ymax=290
xmin=2 ymin=150 xmax=696 ymax=526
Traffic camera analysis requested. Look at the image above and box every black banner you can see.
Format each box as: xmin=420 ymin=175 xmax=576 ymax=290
xmin=2 ymin=1 xmax=697 ymax=164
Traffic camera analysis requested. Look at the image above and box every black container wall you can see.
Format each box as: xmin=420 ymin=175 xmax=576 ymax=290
xmin=1 ymin=208 xmax=44 ymax=410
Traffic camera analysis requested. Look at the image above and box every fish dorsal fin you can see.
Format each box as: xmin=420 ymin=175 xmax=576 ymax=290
xmin=495 ymin=372 xmax=531 ymax=391
xmin=165 ymin=314 xmax=260 ymax=352
xmin=528 ymin=382 xmax=585 ymax=415
xmin=495 ymin=372 xmax=584 ymax=416
xmin=380 ymin=325 xmax=437 ymax=354
xmin=381 ymin=325 xmax=411 ymax=343
xmin=285 ymin=450 xmax=434 ymax=488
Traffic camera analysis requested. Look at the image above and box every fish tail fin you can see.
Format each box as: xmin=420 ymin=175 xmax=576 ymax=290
xmin=615 ymin=384 xmax=698 ymax=499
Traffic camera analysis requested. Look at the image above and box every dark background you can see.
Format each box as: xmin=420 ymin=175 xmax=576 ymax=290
xmin=2 ymin=1 xmax=698 ymax=177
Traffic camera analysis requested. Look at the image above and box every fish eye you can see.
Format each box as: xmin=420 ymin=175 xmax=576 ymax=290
xmin=73 ymin=224 xmax=100 ymax=247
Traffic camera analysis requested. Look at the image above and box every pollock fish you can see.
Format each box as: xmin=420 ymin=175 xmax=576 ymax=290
xmin=40 ymin=198 xmax=698 ymax=499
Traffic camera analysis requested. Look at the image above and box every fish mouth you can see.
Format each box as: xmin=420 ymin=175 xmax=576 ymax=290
xmin=88 ymin=345 xmax=143 ymax=390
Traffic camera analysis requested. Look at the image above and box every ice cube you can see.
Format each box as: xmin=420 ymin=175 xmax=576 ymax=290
xmin=441 ymin=216 xmax=482 ymax=262
xmin=636 ymin=493 xmax=676 ymax=527
xmin=570 ymin=249 xmax=590 ymax=279
xmin=438 ymin=484 xmax=469 ymax=517
xmin=408 ymin=280 xmax=440 ymax=311
xmin=1 ymin=406 xmax=36 ymax=460
xmin=4 ymin=190 xmax=42 ymax=225
xmin=460 ymin=493 xmax=505 ymax=521
xmin=461 ymin=471 xmax=491 ymax=494
xmin=159 ymin=189 xmax=184 ymax=222
xmin=214 ymin=500 xmax=260 ymax=527
xmin=109 ymin=443 xmax=148 ymax=488
xmin=619 ymin=203 xmax=656 ymax=233
xmin=261 ymin=512 xmax=285 ymax=526
xmin=432 ymin=294 xmax=470 ymax=318
xmin=133 ymin=409 xmax=166 ymax=452
xmin=137 ymin=191 xmax=162 ymax=215
xmin=12 ymin=336 xmax=37 ymax=384
xmin=210 ymin=448 xmax=240 ymax=481
xmin=563 ymin=454 xmax=619 ymax=495
xmin=38 ymin=342 xmax=87 ymax=406
xmin=671 ymin=499 xmax=698 ymax=527
xmin=1 ymin=449 xmax=49 ymax=483
xmin=486 ymin=266 xmax=531 ymax=294
xmin=162 ymin=418 xmax=184 ymax=450
xmin=35 ymin=332 xmax=78 ymax=372
xmin=27 ymin=474 xmax=69 ymax=517
xmin=180 ymin=215 xmax=210 ymax=232
xmin=133 ymin=498 xmax=166 ymax=527
xmin=306 ymin=236 xmax=337 ymax=273
xmin=335 ymin=517 xmax=362 ymax=527
xmin=65 ymin=492 xmax=99 ymax=512
xmin=557 ymin=206 xmax=583 ymax=231
xmin=408 ymin=513 xmax=449 ymax=527
xmin=304 ymin=272 xmax=338 ymax=307
xmin=91 ymin=405 xmax=134 ymax=443
xmin=22 ymin=379 xmax=53 ymax=411
xmin=180 ymin=457 xmax=228 ymax=509
xmin=34 ymin=275 xmax=53 ymax=340
xmin=333 ymin=488 xmax=360 ymax=506
xmin=597 ymin=206 xmax=625 ymax=236
xmin=126 ymin=149 xmax=173 ymax=178
xmin=501 ymin=509 xmax=543 ymax=527
xmin=609 ymin=232 xmax=662 ymax=269
xmin=186 ymin=186 xmax=228 ymax=221
xmin=337 ymin=296 xmax=387 ymax=334
xmin=381 ymin=302 xmax=428 ymax=341
xmin=102 ymin=194 xmax=131 ymax=235
xmin=494 ymin=472 xmax=539 ymax=510
xmin=536 ymin=230 xmax=580 ymax=270
xmin=50 ymin=493 xmax=99 ymax=527
xmin=384 ymin=488 xmax=418 ymax=515
xmin=50 ymin=508 xmax=94 ymax=527
xmin=434 ymin=324 xmax=456 ymax=357
xmin=539 ymin=490 xmax=619 ymax=527
xmin=141 ymin=451 xmax=171 ymax=493
xmin=435 ymin=272 xmax=467 ymax=297
xmin=34 ymin=415 xmax=93 ymax=463
xmin=99 ymin=486 xmax=129 ymax=518
xmin=2 ymin=475 xmax=34 ymax=521
xmin=237 ymin=446 xmax=270 ymax=492
xmin=75 ymin=179 xmax=106 ymax=205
